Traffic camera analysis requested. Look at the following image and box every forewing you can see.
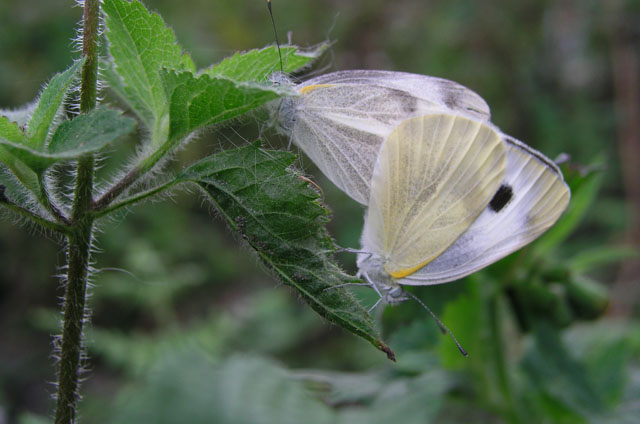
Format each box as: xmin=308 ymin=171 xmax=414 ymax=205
xmin=401 ymin=135 xmax=571 ymax=285
xmin=300 ymin=70 xmax=491 ymax=121
xmin=282 ymin=71 xmax=491 ymax=204
xmin=361 ymin=114 xmax=506 ymax=278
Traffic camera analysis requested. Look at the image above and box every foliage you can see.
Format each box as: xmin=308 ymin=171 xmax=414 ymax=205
xmin=1 ymin=0 xmax=638 ymax=423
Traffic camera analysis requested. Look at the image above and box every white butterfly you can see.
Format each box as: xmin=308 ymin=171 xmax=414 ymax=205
xmin=273 ymin=70 xmax=491 ymax=205
xmin=271 ymin=71 xmax=570 ymax=345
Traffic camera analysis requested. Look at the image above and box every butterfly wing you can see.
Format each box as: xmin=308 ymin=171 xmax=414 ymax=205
xmin=298 ymin=70 xmax=491 ymax=121
xmin=400 ymin=135 xmax=571 ymax=285
xmin=281 ymin=70 xmax=491 ymax=204
xmin=360 ymin=114 xmax=506 ymax=278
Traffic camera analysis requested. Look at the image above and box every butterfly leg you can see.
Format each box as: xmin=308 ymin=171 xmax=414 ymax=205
xmin=361 ymin=272 xmax=384 ymax=298
xmin=287 ymin=133 xmax=294 ymax=150
xmin=367 ymin=297 xmax=383 ymax=313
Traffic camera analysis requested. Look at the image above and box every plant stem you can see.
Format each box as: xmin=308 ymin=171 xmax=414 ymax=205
xmin=91 ymin=164 xmax=140 ymax=210
xmin=54 ymin=222 xmax=93 ymax=424
xmin=92 ymin=134 xmax=177 ymax=211
xmin=0 ymin=196 xmax=68 ymax=234
xmin=488 ymin=293 xmax=521 ymax=424
xmin=54 ymin=0 xmax=99 ymax=422
xmin=93 ymin=179 xmax=179 ymax=219
xmin=78 ymin=0 xmax=99 ymax=114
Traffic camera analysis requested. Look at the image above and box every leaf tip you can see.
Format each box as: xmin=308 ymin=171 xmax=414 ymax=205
xmin=379 ymin=342 xmax=396 ymax=362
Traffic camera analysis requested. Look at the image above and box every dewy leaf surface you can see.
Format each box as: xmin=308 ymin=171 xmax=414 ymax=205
xmin=161 ymin=70 xmax=295 ymax=143
xmin=102 ymin=0 xmax=189 ymax=134
xmin=176 ymin=143 xmax=394 ymax=359
xmin=26 ymin=60 xmax=83 ymax=150
xmin=206 ymin=45 xmax=327 ymax=82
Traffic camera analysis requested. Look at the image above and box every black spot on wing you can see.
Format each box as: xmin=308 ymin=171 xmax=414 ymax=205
xmin=442 ymin=87 xmax=460 ymax=110
xmin=384 ymin=88 xmax=418 ymax=114
xmin=489 ymin=184 xmax=513 ymax=212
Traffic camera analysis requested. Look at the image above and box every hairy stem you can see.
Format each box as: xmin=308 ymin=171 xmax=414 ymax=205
xmin=0 ymin=195 xmax=68 ymax=234
xmin=93 ymin=179 xmax=179 ymax=219
xmin=91 ymin=164 xmax=140 ymax=210
xmin=78 ymin=0 xmax=99 ymax=114
xmin=54 ymin=224 xmax=93 ymax=424
xmin=54 ymin=0 xmax=99 ymax=422
xmin=92 ymin=135 xmax=178 ymax=211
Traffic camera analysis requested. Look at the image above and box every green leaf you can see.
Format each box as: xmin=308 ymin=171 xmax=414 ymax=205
xmin=176 ymin=143 xmax=393 ymax=359
xmin=205 ymin=44 xmax=327 ymax=82
xmin=0 ymin=117 xmax=40 ymax=192
xmin=565 ymin=275 xmax=608 ymax=320
xmin=0 ymin=108 xmax=135 ymax=174
xmin=108 ymin=352 xmax=336 ymax=424
xmin=523 ymin=321 xmax=606 ymax=417
xmin=570 ymin=246 xmax=640 ymax=273
xmin=48 ymin=107 xmax=135 ymax=156
xmin=334 ymin=371 xmax=449 ymax=424
xmin=0 ymin=102 xmax=37 ymax=127
xmin=437 ymin=279 xmax=485 ymax=369
xmin=27 ymin=59 xmax=83 ymax=150
xmin=0 ymin=115 xmax=29 ymax=145
xmin=161 ymin=70 xmax=295 ymax=143
xmin=103 ymin=0 xmax=188 ymax=137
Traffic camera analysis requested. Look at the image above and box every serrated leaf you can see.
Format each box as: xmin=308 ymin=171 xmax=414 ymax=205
xmin=205 ymin=44 xmax=327 ymax=82
xmin=0 ymin=108 xmax=135 ymax=174
xmin=161 ymin=70 xmax=295 ymax=143
xmin=175 ymin=143 xmax=393 ymax=359
xmin=0 ymin=102 xmax=37 ymax=127
xmin=103 ymin=0 xmax=188 ymax=136
xmin=27 ymin=60 xmax=83 ymax=150
xmin=0 ymin=115 xmax=29 ymax=145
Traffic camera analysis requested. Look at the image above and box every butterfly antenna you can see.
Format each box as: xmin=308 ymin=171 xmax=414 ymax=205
xmin=266 ymin=0 xmax=284 ymax=73
xmin=404 ymin=290 xmax=468 ymax=357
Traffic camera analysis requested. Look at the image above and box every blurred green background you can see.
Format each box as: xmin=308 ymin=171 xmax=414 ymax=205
xmin=1 ymin=0 xmax=639 ymax=423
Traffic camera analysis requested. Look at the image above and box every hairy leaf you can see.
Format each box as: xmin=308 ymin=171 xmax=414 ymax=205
xmin=0 ymin=108 xmax=135 ymax=174
xmin=0 ymin=117 xmax=41 ymax=193
xmin=26 ymin=60 xmax=83 ymax=150
xmin=0 ymin=102 xmax=37 ymax=127
xmin=206 ymin=44 xmax=327 ymax=82
xmin=103 ymin=0 xmax=190 ymax=137
xmin=161 ymin=70 xmax=295 ymax=143
xmin=48 ymin=107 xmax=136 ymax=155
xmin=175 ymin=143 xmax=394 ymax=359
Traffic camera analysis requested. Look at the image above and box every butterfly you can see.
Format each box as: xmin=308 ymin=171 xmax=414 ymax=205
xmin=272 ymin=70 xmax=491 ymax=205
xmin=271 ymin=71 xmax=570 ymax=351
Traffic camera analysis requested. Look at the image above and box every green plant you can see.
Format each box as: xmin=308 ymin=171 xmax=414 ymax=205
xmin=2 ymin=1 xmax=638 ymax=424
xmin=0 ymin=0 xmax=390 ymax=422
